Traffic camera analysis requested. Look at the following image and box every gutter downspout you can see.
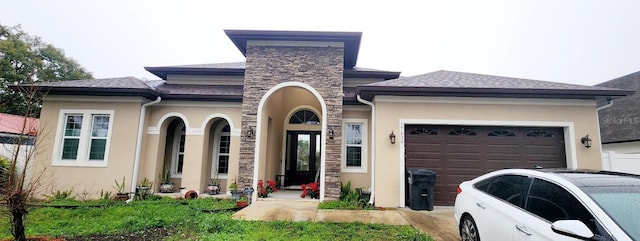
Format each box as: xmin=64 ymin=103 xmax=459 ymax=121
xmin=128 ymin=97 xmax=161 ymax=202
xmin=596 ymin=99 xmax=614 ymax=161
xmin=357 ymin=95 xmax=376 ymax=205
xmin=596 ymin=99 xmax=614 ymax=111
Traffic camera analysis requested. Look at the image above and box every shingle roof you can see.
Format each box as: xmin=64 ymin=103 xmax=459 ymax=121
xmin=358 ymin=70 xmax=632 ymax=100
xmin=0 ymin=113 xmax=39 ymax=136
xmin=36 ymin=76 xmax=154 ymax=89
xmin=144 ymin=62 xmax=400 ymax=80
xmin=146 ymin=62 xmax=390 ymax=72
xmin=33 ymin=77 xmax=158 ymax=99
xmin=368 ymin=70 xmax=619 ymax=90
xmin=154 ymin=84 xmax=243 ymax=101
xmin=32 ymin=69 xmax=633 ymax=106
xmin=596 ymin=71 xmax=640 ymax=143
xmin=160 ymin=62 xmax=246 ymax=69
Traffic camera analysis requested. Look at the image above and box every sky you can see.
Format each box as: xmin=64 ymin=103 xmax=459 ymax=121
xmin=1 ymin=0 xmax=640 ymax=86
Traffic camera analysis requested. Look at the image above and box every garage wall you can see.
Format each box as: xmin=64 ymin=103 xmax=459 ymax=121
xmin=372 ymin=96 xmax=602 ymax=207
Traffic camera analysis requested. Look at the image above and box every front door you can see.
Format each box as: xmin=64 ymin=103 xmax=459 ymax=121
xmin=285 ymin=131 xmax=321 ymax=186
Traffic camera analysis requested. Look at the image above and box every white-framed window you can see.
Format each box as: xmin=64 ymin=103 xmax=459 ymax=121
xmin=53 ymin=110 xmax=114 ymax=167
xmin=211 ymin=122 xmax=230 ymax=179
xmin=342 ymin=118 xmax=368 ymax=173
xmin=171 ymin=123 xmax=186 ymax=177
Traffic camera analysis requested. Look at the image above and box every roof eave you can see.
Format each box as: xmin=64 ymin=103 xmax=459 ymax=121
xmin=224 ymin=29 xmax=362 ymax=68
xmin=357 ymin=86 xmax=634 ymax=101
xmin=602 ymin=138 xmax=640 ymax=145
xmin=344 ymin=69 xmax=401 ymax=80
xmin=158 ymin=94 xmax=243 ymax=102
xmin=144 ymin=66 xmax=245 ymax=80
xmin=43 ymin=87 xmax=158 ymax=99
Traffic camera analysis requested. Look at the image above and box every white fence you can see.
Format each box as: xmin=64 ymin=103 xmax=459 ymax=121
xmin=601 ymin=151 xmax=640 ymax=175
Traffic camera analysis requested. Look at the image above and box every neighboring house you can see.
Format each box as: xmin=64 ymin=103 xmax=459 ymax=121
xmin=0 ymin=113 xmax=39 ymax=146
xmin=0 ymin=113 xmax=39 ymax=186
xmin=597 ymin=71 xmax=640 ymax=154
xmin=32 ymin=30 xmax=631 ymax=207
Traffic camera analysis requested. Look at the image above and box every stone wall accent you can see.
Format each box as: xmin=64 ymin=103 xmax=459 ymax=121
xmin=239 ymin=44 xmax=344 ymax=199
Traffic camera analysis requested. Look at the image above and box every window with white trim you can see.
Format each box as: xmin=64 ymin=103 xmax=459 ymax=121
xmin=54 ymin=110 xmax=114 ymax=167
xmin=342 ymin=119 xmax=368 ymax=173
xmin=211 ymin=123 xmax=230 ymax=178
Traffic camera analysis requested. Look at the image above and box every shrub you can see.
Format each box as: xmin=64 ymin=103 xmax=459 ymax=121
xmin=45 ymin=189 xmax=75 ymax=201
xmin=0 ymin=156 xmax=10 ymax=194
xmin=319 ymin=181 xmax=372 ymax=210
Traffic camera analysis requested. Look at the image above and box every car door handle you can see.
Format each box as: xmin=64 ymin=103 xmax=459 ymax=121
xmin=515 ymin=224 xmax=532 ymax=236
xmin=475 ymin=202 xmax=486 ymax=209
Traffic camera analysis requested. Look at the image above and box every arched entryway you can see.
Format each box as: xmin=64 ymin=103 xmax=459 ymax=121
xmin=154 ymin=113 xmax=238 ymax=194
xmin=160 ymin=117 xmax=187 ymax=188
xmin=253 ymin=82 xmax=327 ymax=200
xmin=203 ymin=118 xmax=232 ymax=193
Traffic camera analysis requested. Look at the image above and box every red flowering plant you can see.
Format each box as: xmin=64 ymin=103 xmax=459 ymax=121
xmin=257 ymin=180 xmax=278 ymax=198
xmin=300 ymin=182 xmax=320 ymax=199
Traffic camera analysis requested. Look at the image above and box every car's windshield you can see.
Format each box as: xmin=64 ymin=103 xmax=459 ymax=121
xmin=584 ymin=187 xmax=640 ymax=240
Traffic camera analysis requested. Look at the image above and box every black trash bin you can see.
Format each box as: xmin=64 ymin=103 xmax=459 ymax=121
xmin=407 ymin=169 xmax=436 ymax=211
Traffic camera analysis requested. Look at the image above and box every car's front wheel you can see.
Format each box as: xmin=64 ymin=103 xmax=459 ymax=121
xmin=460 ymin=215 xmax=480 ymax=241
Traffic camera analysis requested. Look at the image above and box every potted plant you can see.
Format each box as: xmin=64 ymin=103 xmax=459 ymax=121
xmin=206 ymin=173 xmax=220 ymax=195
xmin=300 ymin=182 xmax=320 ymax=199
xmin=113 ymin=176 xmax=128 ymax=201
xmin=236 ymin=196 xmax=248 ymax=207
xmin=229 ymin=178 xmax=243 ymax=200
xmin=158 ymin=163 xmax=175 ymax=193
xmin=135 ymin=177 xmax=153 ymax=200
xmin=257 ymin=180 xmax=278 ymax=198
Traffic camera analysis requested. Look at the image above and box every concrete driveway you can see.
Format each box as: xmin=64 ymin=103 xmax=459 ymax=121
xmin=398 ymin=207 xmax=460 ymax=241
xmin=233 ymin=199 xmax=460 ymax=241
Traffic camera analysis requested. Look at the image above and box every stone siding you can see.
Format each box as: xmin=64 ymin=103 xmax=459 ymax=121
xmin=239 ymin=45 xmax=344 ymax=199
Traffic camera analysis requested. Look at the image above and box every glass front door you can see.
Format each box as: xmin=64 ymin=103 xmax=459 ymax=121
xmin=285 ymin=131 xmax=321 ymax=186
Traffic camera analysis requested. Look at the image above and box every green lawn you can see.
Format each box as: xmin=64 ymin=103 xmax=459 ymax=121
xmin=0 ymin=198 xmax=433 ymax=240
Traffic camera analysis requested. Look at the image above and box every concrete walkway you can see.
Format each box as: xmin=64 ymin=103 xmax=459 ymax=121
xmin=232 ymin=199 xmax=460 ymax=240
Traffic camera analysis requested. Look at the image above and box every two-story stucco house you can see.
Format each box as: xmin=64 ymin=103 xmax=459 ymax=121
xmin=32 ymin=30 xmax=631 ymax=207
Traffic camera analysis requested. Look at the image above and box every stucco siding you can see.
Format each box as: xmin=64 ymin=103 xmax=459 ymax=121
xmin=341 ymin=108 xmax=372 ymax=190
xmin=34 ymin=99 xmax=143 ymax=198
xmin=142 ymin=104 xmax=242 ymax=193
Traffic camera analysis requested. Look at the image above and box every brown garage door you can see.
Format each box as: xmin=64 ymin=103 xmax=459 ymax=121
xmin=405 ymin=125 xmax=566 ymax=206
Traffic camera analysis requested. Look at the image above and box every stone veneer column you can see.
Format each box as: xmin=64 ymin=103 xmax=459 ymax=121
xmin=239 ymin=44 xmax=344 ymax=200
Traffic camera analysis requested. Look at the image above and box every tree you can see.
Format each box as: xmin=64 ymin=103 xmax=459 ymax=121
xmin=0 ymin=83 xmax=47 ymax=241
xmin=0 ymin=24 xmax=92 ymax=117
xmin=0 ymin=23 xmax=84 ymax=240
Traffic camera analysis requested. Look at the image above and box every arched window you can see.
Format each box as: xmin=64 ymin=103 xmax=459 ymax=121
xmin=213 ymin=123 xmax=230 ymax=175
xmin=289 ymin=109 xmax=320 ymax=124
xmin=171 ymin=122 xmax=186 ymax=176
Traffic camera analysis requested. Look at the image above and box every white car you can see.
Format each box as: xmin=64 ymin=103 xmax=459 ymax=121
xmin=454 ymin=169 xmax=640 ymax=241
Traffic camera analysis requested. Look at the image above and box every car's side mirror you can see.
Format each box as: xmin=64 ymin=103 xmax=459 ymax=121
xmin=551 ymin=220 xmax=595 ymax=240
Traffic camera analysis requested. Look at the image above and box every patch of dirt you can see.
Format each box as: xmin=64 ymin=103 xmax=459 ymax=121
xmin=65 ymin=227 xmax=176 ymax=241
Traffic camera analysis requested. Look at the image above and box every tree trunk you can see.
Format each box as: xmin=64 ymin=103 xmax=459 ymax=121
xmin=11 ymin=208 xmax=26 ymax=241
xmin=9 ymin=194 xmax=28 ymax=241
